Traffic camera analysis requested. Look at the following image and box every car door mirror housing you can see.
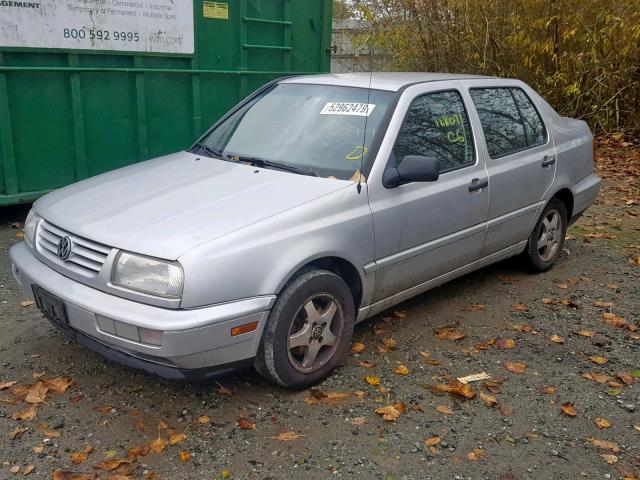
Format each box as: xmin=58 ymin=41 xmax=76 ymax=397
xmin=383 ymin=155 xmax=440 ymax=188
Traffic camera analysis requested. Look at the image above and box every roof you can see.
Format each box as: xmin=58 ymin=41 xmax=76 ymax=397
xmin=281 ymin=72 xmax=495 ymax=92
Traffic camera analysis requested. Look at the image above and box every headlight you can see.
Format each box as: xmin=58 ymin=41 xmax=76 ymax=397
xmin=113 ymin=252 xmax=184 ymax=299
xmin=24 ymin=209 xmax=42 ymax=245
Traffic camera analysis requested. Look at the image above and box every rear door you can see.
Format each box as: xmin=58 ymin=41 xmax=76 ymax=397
xmin=466 ymin=81 xmax=556 ymax=255
xmin=366 ymin=82 xmax=489 ymax=307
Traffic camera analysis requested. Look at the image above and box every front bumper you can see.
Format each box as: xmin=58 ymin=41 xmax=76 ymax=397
xmin=10 ymin=242 xmax=275 ymax=380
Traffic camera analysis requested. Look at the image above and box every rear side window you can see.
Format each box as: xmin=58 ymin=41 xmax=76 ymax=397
xmin=511 ymin=88 xmax=546 ymax=146
xmin=470 ymin=87 xmax=547 ymax=158
xmin=392 ymin=90 xmax=475 ymax=173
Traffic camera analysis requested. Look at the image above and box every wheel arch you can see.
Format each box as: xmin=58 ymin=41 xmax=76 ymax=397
xmin=549 ymin=187 xmax=574 ymax=219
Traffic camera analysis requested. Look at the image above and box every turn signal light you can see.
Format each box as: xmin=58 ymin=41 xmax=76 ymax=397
xmin=231 ymin=321 xmax=258 ymax=337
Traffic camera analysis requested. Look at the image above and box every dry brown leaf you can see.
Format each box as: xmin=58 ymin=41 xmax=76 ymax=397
xmin=353 ymin=390 xmax=366 ymax=399
xmin=495 ymin=338 xmax=516 ymax=349
xmin=237 ymin=416 xmax=256 ymax=430
xmin=589 ymin=355 xmax=609 ymax=365
xmin=603 ymin=312 xmax=626 ymax=328
xmin=149 ymin=437 xmax=167 ymax=454
xmin=498 ymin=275 xmax=519 ymax=283
xmin=540 ymin=385 xmax=557 ymax=395
xmin=504 ymin=362 xmax=527 ymax=374
xmin=428 ymin=380 xmax=475 ymax=399
xmin=435 ymin=324 xmax=465 ymax=341
xmin=595 ymin=418 xmax=611 ymax=429
xmin=394 ymin=364 xmax=410 ymax=375
xmin=561 ymin=403 xmax=577 ymax=417
xmin=600 ymin=453 xmax=618 ymax=464
xmin=169 ymin=432 xmax=187 ymax=445
xmin=365 ymin=376 xmax=380 ymax=386
xmin=269 ymin=431 xmax=305 ymax=441
xmin=382 ymin=338 xmax=397 ymax=350
xmin=582 ymin=372 xmax=610 ymax=384
xmin=22 ymin=465 xmax=35 ymax=475
xmin=550 ymin=335 xmax=565 ymax=344
xmin=424 ymin=358 xmax=441 ymax=366
xmin=304 ymin=391 xmax=350 ymax=406
xmin=375 ymin=404 xmax=402 ymax=421
xmin=12 ymin=404 xmax=38 ymax=421
xmin=51 ymin=472 xmax=97 ymax=480
xmin=351 ymin=417 xmax=366 ymax=426
xmin=479 ymin=391 xmax=497 ymax=407
xmin=94 ymin=458 xmax=129 ymax=471
xmin=127 ymin=445 xmax=149 ymax=460
xmin=357 ymin=360 xmax=375 ymax=368
xmin=499 ymin=403 xmax=514 ymax=416
xmin=20 ymin=300 xmax=34 ymax=308
xmin=71 ymin=451 xmax=88 ymax=465
xmin=196 ymin=415 xmax=211 ymax=425
xmin=513 ymin=323 xmax=533 ymax=333
xmin=542 ymin=298 xmax=557 ymax=305
xmin=0 ymin=380 xmax=17 ymax=390
xmin=593 ymin=300 xmax=614 ymax=308
xmin=94 ymin=405 xmax=113 ymax=414
xmin=216 ymin=383 xmax=233 ymax=396
xmin=351 ymin=342 xmax=366 ymax=353
xmin=435 ymin=405 xmax=454 ymax=415
xmin=178 ymin=451 xmax=191 ymax=463
xmin=555 ymin=283 xmax=569 ymax=289
xmin=586 ymin=437 xmax=620 ymax=452
xmin=10 ymin=426 xmax=28 ymax=439
xmin=43 ymin=429 xmax=61 ymax=438
xmin=577 ymin=330 xmax=595 ymax=337
xmin=512 ymin=303 xmax=529 ymax=312
xmin=393 ymin=310 xmax=406 ymax=319
xmin=424 ymin=436 xmax=441 ymax=447
xmin=467 ymin=448 xmax=485 ymax=461
xmin=465 ymin=304 xmax=487 ymax=312
xmin=25 ymin=381 xmax=48 ymax=404
xmin=484 ymin=380 xmax=502 ymax=394
xmin=43 ymin=377 xmax=73 ymax=395
xmin=616 ymin=372 xmax=635 ymax=385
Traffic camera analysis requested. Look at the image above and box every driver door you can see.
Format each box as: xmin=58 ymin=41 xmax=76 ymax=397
xmin=367 ymin=83 xmax=489 ymax=308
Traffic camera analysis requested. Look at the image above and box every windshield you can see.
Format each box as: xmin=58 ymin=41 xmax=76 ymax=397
xmin=198 ymin=83 xmax=394 ymax=180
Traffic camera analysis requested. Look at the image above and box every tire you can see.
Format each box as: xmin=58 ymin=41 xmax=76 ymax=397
xmin=254 ymin=269 xmax=355 ymax=389
xmin=523 ymin=198 xmax=568 ymax=272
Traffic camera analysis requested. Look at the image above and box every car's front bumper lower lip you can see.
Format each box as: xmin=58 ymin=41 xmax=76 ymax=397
xmin=10 ymin=242 xmax=275 ymax=379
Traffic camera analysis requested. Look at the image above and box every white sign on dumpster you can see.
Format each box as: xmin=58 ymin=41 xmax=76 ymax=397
xmin=0 ymin=1 xmax=194 ymax=54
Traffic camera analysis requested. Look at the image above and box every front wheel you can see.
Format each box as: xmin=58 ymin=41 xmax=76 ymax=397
xmin=254 ymin=269 xmax=355 ymax=389
xmin=523 ymin=198 xmax=567 ymax=272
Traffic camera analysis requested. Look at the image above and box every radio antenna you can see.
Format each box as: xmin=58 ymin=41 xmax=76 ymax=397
xmin=357 ymin=36 xmax=374 ymax=195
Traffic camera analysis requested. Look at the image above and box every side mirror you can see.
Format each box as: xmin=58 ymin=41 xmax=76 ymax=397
xmin=383 ymin=155 xmax=440 ymax=188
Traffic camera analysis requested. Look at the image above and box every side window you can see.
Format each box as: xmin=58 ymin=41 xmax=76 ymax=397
xmin=392 ymin=90 xmax=475 ymax=173
xmin=511 ymin=88 xmax=546 ymax=146
xmin=470 ymin=88 xmax=527 ymax=158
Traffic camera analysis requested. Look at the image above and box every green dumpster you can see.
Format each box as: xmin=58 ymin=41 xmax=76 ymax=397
xmin=0 ymin=0 xmax=332 ymax=206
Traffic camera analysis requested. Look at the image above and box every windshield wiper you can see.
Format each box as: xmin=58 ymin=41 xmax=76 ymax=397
xmin=226 ymin=154 xmax=318 ymax=177
xmin=194 ymin=142 xmax=224 ymax=159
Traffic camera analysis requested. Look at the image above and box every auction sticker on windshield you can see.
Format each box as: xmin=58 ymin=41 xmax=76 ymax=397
xmin=321 ymin=103 xmax=376 ymax=117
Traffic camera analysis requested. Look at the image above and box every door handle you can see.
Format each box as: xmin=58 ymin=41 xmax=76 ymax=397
xmin=468 ymin=178 xmax=488 ymax=192
xmin=542 ymin=155 xmax=556 ymax=167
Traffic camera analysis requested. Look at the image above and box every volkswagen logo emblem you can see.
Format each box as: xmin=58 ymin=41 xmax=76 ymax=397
xmin=57 ymin=236 xmax=73 ymax=261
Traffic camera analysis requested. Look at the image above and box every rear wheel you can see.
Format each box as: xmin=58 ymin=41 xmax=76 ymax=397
xmin=523 ymin=198 xmax=567 ymax=272
xmin=254 ymin=269 xmax=355 ymax=389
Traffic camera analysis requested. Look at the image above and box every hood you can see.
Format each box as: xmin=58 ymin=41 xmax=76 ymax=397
xmin=35 ymin=152 xmax=350 ymax=259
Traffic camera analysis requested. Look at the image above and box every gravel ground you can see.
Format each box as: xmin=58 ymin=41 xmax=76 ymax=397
xmin=0 ymin=141 xmax=638 ymax=480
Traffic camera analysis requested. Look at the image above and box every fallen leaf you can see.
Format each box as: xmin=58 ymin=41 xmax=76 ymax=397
xmin=582 ymin=372 xmax=610 ymax=383
xmin=94 ymin=405 xmax=113 ymax=414
xmin=22 ymin=464 xmax=35 ymax=475
xmin=457 ymin=372 xmax=491 ymax=384
xmin=304 ymin=391 xmax=350 ymax=406
xmin=351 ymin=342 xmax=366 ymax=353
xmin=94 ymin=458 xmax=129 ymax=471
xmin=393 ymin=310 xmax=406 ymax=319
xmin=550 ymin=335 xmax=565 ymax=344
xmin=216 ymin=383 xmax=233 ymax=396
xmin=600 ymin=454 xmax=618 ymax=464
xmin=353 ymin=390 xmax=366 ymax=399
xmin=589 ymin=356 xmax=609 ymax=365
xmin=381 ymin=338 xmax=397 ymax=350
xmin=603 ymin=312 xmax=626 ymax=328
xmin=428 ymin=380 xmax=475 ymax=399
xmin=498 ymin=275 xmax=519 ymax=283
xmin=434 ymin=324 xmax=465 ymax=341
xmin=10 ymin=426 xmax=28 ymax=439
xmin=71 ymin=452 xmax=87 ymax=465
xmin=149 ymin=437 xmax=167 ymax=454
xmin=10 ymin=465 xmax=20 ymax=474
xmin=435 ymin=405 xmax=454 ymax=415
xmin=197 ymin=415 xmax=211 ymax=424
xmin=0 ymin=380 xmax=17 ymax=390
xmin=465 ymin=304 xmax=487 ymax=312
xmin=504 ymin=362 xmax=527 ymax=374
xmin=467 ymin=448 xmax=485 ymax=461
xmin=394 ymin=364 xmax=410 ymax=375
xmin=351 ymin=417 xmax=366 ymax=426
xmin=593 ymin=301 xmax=614 ymax=308
xmin=616 ymin=372 xmax=635 ymax=385
xmin=20 ymin=300 xmax=34 ymax=307
xmin=512 ymin=303 xmax=529 ymax=312
xmin=577 ymin=330 xmax=595 ymax=337
xmin=586 ymin=437 xmax=620 ymax=452
xmin=178 ymin=451 xmax=191 ymax=463
xmin=513 ymin=323 xmax=533 ymax=333
xmin=127 ymin=445 xmax=148 ymax=460
xmin=424 ymin=436 xmax=441 ymax=447
xmin=540 ymin=385 xmax=557 ymax=395
xmin=12 ymin=404 xmax=38 ymax=421
xmin=236 ymin=416 xmax=256 ymax=430
xmin=542 ymin=298 xmax=557 ymax=305
xmin=25 ymin=381 xmax=48 ymax=404
xmin=479 ymin=391 xmax=497 ymax=407
xmin=499 ymin=404 xmax=514 ymax=416
xmin=495 ymin=338 xmax=516 ymax=349
xmin=595 ymin=418 xmax=611 ymax=429
xmin=169 ymin=432 xmax=187 ymax=445
xmin=607 ymin=388 xmax=623 ymax=396
xmin=43 ymin=377 xmax=73 ymax=395
xmin=555 ymin=283 xmax=569 ymax=289
xmin=365 ymin=376 xmax=381 ymax=386
xmin=51 ymin=472 xmax=97 ymax=480
xmin=423 ymin=358 xmax=441 ymax=366
xmin=269 ymin=431 xmax=305 ymax=441
xmin=375 ymin=404 xmax=402 ymax=421
xmin=484 ymin=380 xmax=502 ymax=394
xmin=561 ymin=403 xmax=577 ymax=416
xmin=43 ymin=429 xmax=61 ymax=438
xmin=221 ymin=469 xmax=231 ymax=479
xmin=357 ymin=360 xmax=375 ymax=368
xmin=560 ymin=298 xmax=579 ymax=308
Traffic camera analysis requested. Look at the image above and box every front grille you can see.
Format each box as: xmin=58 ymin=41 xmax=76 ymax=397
xmin=36 ymin=221 xmax=112 ymax=276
